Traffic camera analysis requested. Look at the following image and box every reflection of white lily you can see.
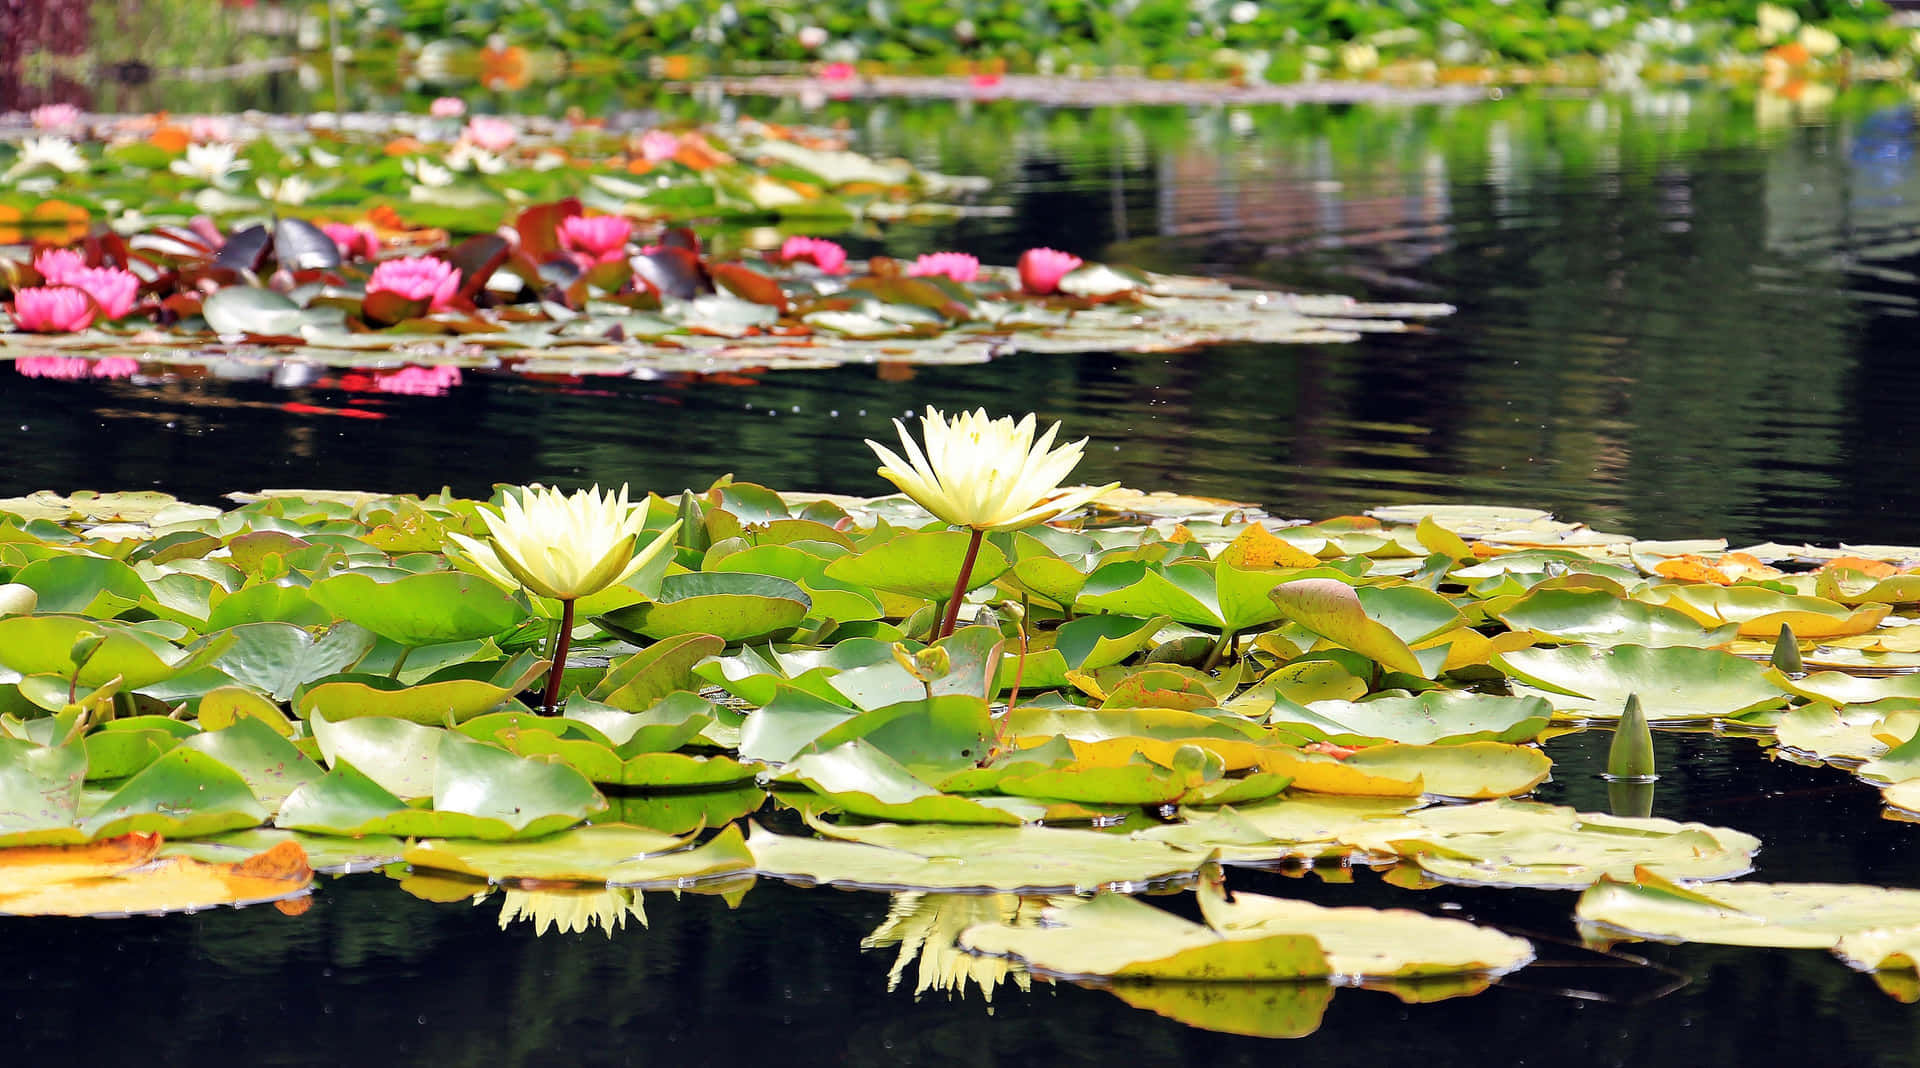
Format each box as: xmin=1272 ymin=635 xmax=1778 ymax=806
xmin=170 ymin=142 xmax=249 ymax=186
xmin=445 ymin=141 xmax=507 ymax=174
xmin=256 ymin=175 xmax=316 ymax=205
xmin=863 ymin=892 xmax=1039 ymax=1002
xmin=404 ymin=157 xmax=455 ymax=188
xmin=498 ymin=886 xmax=647 ymax=937
xmin=3 ymin=136 xmax=88 ymax=182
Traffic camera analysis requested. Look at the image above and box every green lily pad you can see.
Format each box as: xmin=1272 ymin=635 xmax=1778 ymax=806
xmin=308 ymin=712 xmax=444 ymax=799
xmin=822 ymin=531 xmax=1011 ymax=602
xmin=596 ymin=572 xmax=810 ymax=644
xmin=1268 ymin=579 xmax=1427 ymax=677
xmin=745 ymin=818 xmax=1212 ymax=892
xmin=82 ymin=747 xmax=269 ymax=840
xmin=1577 ymin=868 xmax=1920 ymax=949
xmin=589 ymin=633 xmax=726 ymax=710
xmin=1496 ymin=587 xmax=1739 ymax=648
xmin=782 ymin=740 xmax=1044 ymax=824
xmin=212 ymin=621 xmax=380 ymax=703
xmin=178 ymin=716 xmax=324 ymax=812
xmin=307 ymin=570 xmax=529 ymax=646
xmin=1494 ymin=644 xmax=1788 ymax=722
xmin=1344 ymin=799 xmax=1761 ymax=888
xmin=0 ymin=737 xmax=86 ymax=845
xmin=405 ymin=821 xmax=754 ymax=886
xmin=1272 ymin=691 xmax=1552 ymax=747
xmin=297 ymin=666 xmax=541 ymax=725
xmin=0 ymin=615 xmax=231 ymax=690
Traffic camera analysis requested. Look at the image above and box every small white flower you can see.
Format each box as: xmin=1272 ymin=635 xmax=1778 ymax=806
xmin=445 ymin=141 xmax=506 ymax=174
xmin=1756 ymin=2 xmax=1798 ymax=45
xmin=798 ymin=25 xmax=828 ymax=49
xmin=256 ymin=175 xmax=315 ymax=205
xmin=4 ymin=136 xmax=88 ymax=182
xmin=170 ymin=142 xmax=248 ymax=186
xmin=1798 ymin=24 xmax=1840 ymax=58
xmin=1229 ymin=1 xmax=1259 ymax=25
xmin=404 ymin=157 xmax=455 ymax=187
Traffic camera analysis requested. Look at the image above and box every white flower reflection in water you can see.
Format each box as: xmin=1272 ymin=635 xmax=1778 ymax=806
xmin=862 ymin=892 xmax=1042 ymax=1004
xmin=496 ymin=886 xmax=647 ymax=938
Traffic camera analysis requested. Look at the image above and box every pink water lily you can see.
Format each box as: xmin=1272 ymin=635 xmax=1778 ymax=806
xmin=65 ymin=266 xmax=139 ymax=320
xmin=30 ymin=103 xmax=79 ymax=130
xmin=465 ymin=115 xmax=517 ymax=153
xmin=559 ymin=214 xmax=633 ymax=265
xmin=188 ymin=116 xmax=231 ymax=143
xmin=11 ymin=286 xmax=96 ymax=333
xmin=1017 ymin=247 xmax=1083 ymax=295
xmin=820 ymin=61 xmax=856 ymax=81
xmin=321 ymin=221 xmax=378 ymax=261
xmin=32 ymin=248 xmax=86 ymax=284
xmin=367 ymin=256 xmax=461 ymax=311
xmin=639 ymin=130 xmax=681 ymax=163
xmin=430 ymin=96 xmax=467 ymax=118
xmin=906 ymin=251 xmax=980 ymax=283
xmin=780 ymin=235 xmax=848 ymax=275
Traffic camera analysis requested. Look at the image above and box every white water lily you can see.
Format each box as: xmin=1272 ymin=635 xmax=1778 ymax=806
xmin=450 ymin=483 xmax=680 ymax=603
xmin=404 ymin=157 xmax=455 ymax=188
xmin=256 ymin=175 xmax=315 ymax=205
xmin=2 ymin=136 xmax=87 ymax=182
xmin=445 ymin=141 xmax=507 ymax=174
xmin=867 ymin=407 xmax=1117 ymax=532
xmin=170 ymin=142 xmax=248 ymax=186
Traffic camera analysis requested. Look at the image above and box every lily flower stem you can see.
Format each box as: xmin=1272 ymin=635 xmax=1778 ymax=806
xmin=540 ymin=597 xmax=577 ymax=715
xmin=989 ymin=620 xmax=1029 ymax=765
xmin=388 ymin=645 xmax=411 ymax=680
xmin=1201 ymin=629 xmax=1236 ymax=673
xmin=936 ymin=528 xmax=986 ymax=640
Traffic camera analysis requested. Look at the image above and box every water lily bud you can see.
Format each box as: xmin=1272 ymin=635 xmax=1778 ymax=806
xmin=0 ymin=583 xmax=37 ymax=616
xmin=913 ymin=646 xmax=951 ymax=681
xmin=1605 ymin=693 xmax=1657 ymax=781
xmin=69 ymin=631 xmax=106 ymax=669
xmin=1770 ymin=623 xmax=1804 ymax=674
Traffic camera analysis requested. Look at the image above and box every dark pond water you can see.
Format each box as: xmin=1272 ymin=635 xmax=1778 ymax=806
xmin=12 ymin=86 xmax=1920 ymax=550
xmin=10 ymin=81 xmax=1920 ymax=1062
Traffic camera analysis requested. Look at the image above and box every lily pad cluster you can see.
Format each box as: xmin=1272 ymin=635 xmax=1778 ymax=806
xmin=7 ymin=485 xmax=1920 ymax=1028
xmin=0 ymin=203 xmax=1447 ymax=376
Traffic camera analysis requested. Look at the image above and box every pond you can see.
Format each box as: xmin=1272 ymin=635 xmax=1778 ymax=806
xmin=9 ymin=82 xmax=1920 ymax=1063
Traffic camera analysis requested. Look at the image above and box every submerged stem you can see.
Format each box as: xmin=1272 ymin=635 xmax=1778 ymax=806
xmin=540 ymin=597 xmax=577 ymax=714
xmin=936 ymin=528 xmax=986 ymax=640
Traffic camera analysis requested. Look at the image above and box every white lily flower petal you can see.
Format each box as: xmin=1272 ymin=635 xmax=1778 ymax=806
xmin=864 ymin=407 xmax=1119 ymax=531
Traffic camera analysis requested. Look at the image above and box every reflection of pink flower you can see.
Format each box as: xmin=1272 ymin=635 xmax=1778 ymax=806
xmin=639 ymin=129 xmax=680 ymax=163
xmin=367 ymin=256 xmax=460 ymax=311
xmin=373 ymin=364 xmax=462 ymax=396
xmin=820 ymin=61 xmax=856 ymax=81
xmin=10 ymin=286 xmax=95 ymax=333
xmin=1017 ymin=247 xmax=1083 ymax=295
xmin=430 ymin=97 xmax=466 ymax=118
xmin=906 ymin=251 xmax=979 ymax=283
xmin=18 ymin=355 xmax=141 ymax=379
xmin=30 ymin=103 xmax=80 ymax=129
xmin=780 ymin=235 xmax=848 ymax=275
xmin=188 ymin=116 xmax=231 ymax=144
xmin=66 ymin=266 xmax=139 ymax=320
xmin=321 ymin=221 xmax=378 ymax=260
xmin=559 ymin=215 xmax=633 ymax=265
xmin=32 ymin=248 xmax=86 ymax=284
xmin=464 ymin=116 xmax=517 ymax=152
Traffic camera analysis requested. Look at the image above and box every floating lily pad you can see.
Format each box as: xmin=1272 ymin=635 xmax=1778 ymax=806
xmin=597 ymin=572 xmax=810 ymax=644
xmin=1578 ymin=868 xmax=1920 ymax=949
xmin=1494 ymin=644 xmax=1787 ymax=722
xmin=0 ymin=837 xmax=309 ymax=917
xmin=1273 ymin=692 xmax=1552 ymax=747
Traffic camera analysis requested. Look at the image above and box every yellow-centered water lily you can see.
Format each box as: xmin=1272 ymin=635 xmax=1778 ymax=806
xmin=449 ymin=483 xmax=679 ymax=602
xmin=449 ymin=483 xmax=680 ymax=713
xmin=866 ymin=407 xmax=1118 ymax=532
xmin=868 ymin=407 xmax=1116 ymax=639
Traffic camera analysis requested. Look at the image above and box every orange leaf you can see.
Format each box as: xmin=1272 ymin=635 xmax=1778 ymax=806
xmin=1821 ymin=556 xmax=1899 ymax=579
xmin=148 ymin=126 xmax=190 ymax=153
xmin=1217 ymin=523 xmax=1322 ymax=569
